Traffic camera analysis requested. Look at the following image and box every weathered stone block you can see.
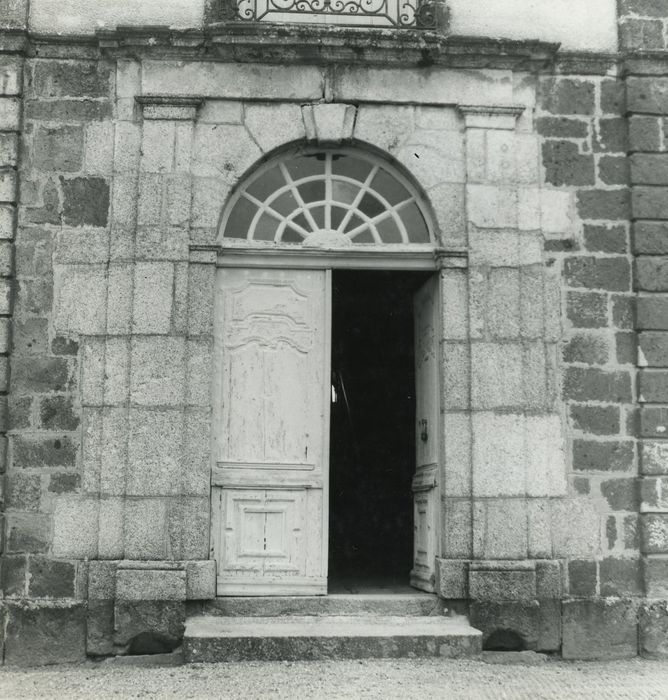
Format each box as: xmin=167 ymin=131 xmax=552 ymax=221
xmin=639 ymin=603 xmax=668 ymax=659
xmin=186 ymin=560 xmax=216 ymax=600
xmin=467 ymin=185 xmax=517 ymax=228
xmin=641 ymin=513 xmax=668 ymax=553
xmin=116 ymin=568 xmax=186 ymax=601
xmin=616 ymin=331 xmax=637 ymax=365
xmin=4 ymin=600 xmax=86 ymax=666
xmin=87 ymin=599 xmax=115 ymax=656
xmin=641 ymin=475 xmax=668 ymax=511
xmin=566 ymin=291 xmax=607 ymax=328
xmin=639 ymin=331 xmax=668 ymax=367
xmin=628 ymin=77 xmax=668 ymax=115
xmin=434 ymin=558 xmax=467 ymax=599
xmin=619 ymin=18 xmax=664 ymax=50
xmin=33 ymin=125 xmax=83 ymax=172
xmin=5 ymin=472 xmax=41 ymax=510
xmin=60 ymin=176 xmax=110 ymax=227
xmin=621 ymin=0 xmax=668 ymax=17
xmin=469 ymin=567 xmax=536 ymax=602
xmin=470 ymin=600 xmax=560 ymax=652
xmin=583 ymin=224 xmax=627 ymax=254
xmin=25 ymin=98 xmax=112 ymax=122
xmin=106 ymin=263 xmax=133 ymax=334
xmin=599 ymin=557 xmax=643 ymax=596
xmin=636 ymin=256 xmax=668 ymax=292
xmin=599 ymin=156 xmax=629 ymax=185
xmin=0 ymin=170 xmax=17 ymax=202
xmin=562 ymin=332 xmax=609 ymax=365
xmin=12 ymin=434 xmax=77 ymax=469
xmin=473 ymin=499 xmax=527 ymax=560
xmin=551 ymin=498 xmax=601 ymax=557
xmin=594 ymin=119 xmax=627 ymax=153
xmin=471 ymin=343 xmax=523 ymax=410
xmin=0 ymin=204 xmax=15 ymax=239
xmin=568 ymin=559 xmax=597 ymax=597
xmin=0 ymin=97 xmax=20 ymax=130
xmin=5 ymin=513 xmax=50 ymax=553
xmin=98 ymin=498 xmax=125 ymax=559
xmin=87 ymin=560 xmax=118 ymax=600
xmin=572 ymin=440 xmax=635 ymax=472
xmin=542 ymin=141 xmax=595 ymax=187
xmin=31 ymin=60 xmax=112 ymax=99
xmin=53 ymin=264 xmax=108 ymax=336
xmin=140 ymin=120 xmax=175 ymax=174
xmin=562 ymin=599 xmax=638 ymax=660
xmin=642 ymin=556 xmax=668 ymax=598
xmin=536 ymin=117 xmax=588 ymax=138
xmin=540 ymin=78 xmax=595 ymax=116
xmin=48 ymin=472 xmax=81 ymax=494
xmin=563 ymin=367 xmax=632 ymax=403
xmin=52 ymin=498 xmax=99 ymax=558
xmin=302 ymin=102 xmax=356 ymax=146
xmin=570 ymin=405 xmax=620 ymax=436
xmin=168 ymin=496 xmax=210 ymax=560
xmin=114 ymin=600 xmax=185 ymax=654
xmin=130 ymin=336 xmax=186 ymax=406
xmin=242 ymin=102 xmax=304 ymax=154
xmin=634 ymin=222 xmax=668 ymax=255
xmin=611 ymin=294 xmax=633 ymax=331
xmin=638 ymin=294 xmax=668 ymax=330
xmin=639 ymin=370 xmax=668 ymax=402
xmin=640 ymin=407 xmax=668 ymax=438
xmin=601 ymin=478 xmax=638 ymax=511
xmin=187 ymin=264 xmax=214 ymax=336
xmin=193 ymin=124 xmax=262 ymax=183
xmin=0 ymin=132 xmax=18 ymax=167
xmin=127 ymin=409 xmax=183 ymax=496
xmin=628 ymin=115 xmax=661 ymax=152
xmin=1 ymin=554 xmax=27 ymax=597
xmin=124 ymin=498 xmax=169 ymax=559
xmin=640 ymin=440 xmax=668 ymax=475
xmin=132 ymin=262 xmax=173 ymax=334
xmin=563 ymin=256 xmax=630 ymax=291
xmin=27 ymin=556 xmax=76 ymax=597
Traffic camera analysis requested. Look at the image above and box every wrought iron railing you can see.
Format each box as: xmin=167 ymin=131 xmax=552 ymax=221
xmin=219 ymin=0 xmax=442 ymax=29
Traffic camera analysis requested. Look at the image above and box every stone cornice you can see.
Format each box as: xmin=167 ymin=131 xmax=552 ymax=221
xmin=2 ymin=25 xmax=560 ymax=71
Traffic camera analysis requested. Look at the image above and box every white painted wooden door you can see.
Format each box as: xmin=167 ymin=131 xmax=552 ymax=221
xmin=411 ymin=275 xmax=441 ymax=592
xmin=213 ymin=268 xmax=331 ymax=595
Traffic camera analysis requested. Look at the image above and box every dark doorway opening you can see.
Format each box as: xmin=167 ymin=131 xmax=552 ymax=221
xmin=328 ymin=269 xmax=432 ymax=591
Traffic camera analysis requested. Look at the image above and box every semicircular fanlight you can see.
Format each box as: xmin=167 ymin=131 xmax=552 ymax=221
xmin=220 ymin=149 xmax=434 ymax=245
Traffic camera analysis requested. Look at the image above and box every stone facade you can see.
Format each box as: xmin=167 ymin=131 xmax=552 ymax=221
xmin=0 ymin=0 xmax=667 ymax=664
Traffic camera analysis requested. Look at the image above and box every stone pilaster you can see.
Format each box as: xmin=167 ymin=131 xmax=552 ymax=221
xmin=0 ymin=49 xmax=21 ymax=557
xmin=626 ymin=51 xmax=668 ymax=658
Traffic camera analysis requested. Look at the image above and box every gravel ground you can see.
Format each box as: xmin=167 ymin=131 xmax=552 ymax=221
xmin=1 ymin=656 xmax=668 ymax=699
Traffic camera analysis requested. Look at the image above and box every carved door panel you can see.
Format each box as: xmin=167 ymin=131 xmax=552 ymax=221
xmin=213 ymin=268 xmax=330 ymax=595
xmin=411 ymin=274 xmax=441 ymax=592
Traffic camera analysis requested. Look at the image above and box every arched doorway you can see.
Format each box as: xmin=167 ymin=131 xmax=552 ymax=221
xmin=211 ymin=146 xmax=442 ymax=596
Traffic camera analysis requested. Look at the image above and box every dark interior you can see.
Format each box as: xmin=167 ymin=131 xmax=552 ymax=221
xmin=328 ymin=269 xmax=432 ymax=590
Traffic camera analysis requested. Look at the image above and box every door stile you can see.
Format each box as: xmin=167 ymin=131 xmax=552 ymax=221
xmin=410 ymin=272 xmax=443 ymax=593
xmin=320 ymin=269 xmax=332 ymax=584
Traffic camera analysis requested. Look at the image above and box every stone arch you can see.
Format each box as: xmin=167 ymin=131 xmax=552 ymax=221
xmin=216 ymin=144 xmax=439 ymax=247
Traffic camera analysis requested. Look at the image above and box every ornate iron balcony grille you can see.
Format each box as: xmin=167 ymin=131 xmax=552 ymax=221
xmin=220 ymin=0 xmax=440 ymax=29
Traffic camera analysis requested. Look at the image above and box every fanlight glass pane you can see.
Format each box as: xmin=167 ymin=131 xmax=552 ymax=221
xmin=220 ymin=149 xmax=434 ymax=245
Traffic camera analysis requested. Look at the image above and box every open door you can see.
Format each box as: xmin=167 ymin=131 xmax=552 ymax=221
xmin=213 ymin=268 xmax=331 ymax=595
xmin=411 ymin=274 xmax=442 ymax=592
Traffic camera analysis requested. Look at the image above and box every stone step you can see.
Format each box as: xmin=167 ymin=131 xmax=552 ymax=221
xmin=184 ymin=615 xmax=482 ymax=662
xmin=196 ymin=593 xmax=446 ymax=618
